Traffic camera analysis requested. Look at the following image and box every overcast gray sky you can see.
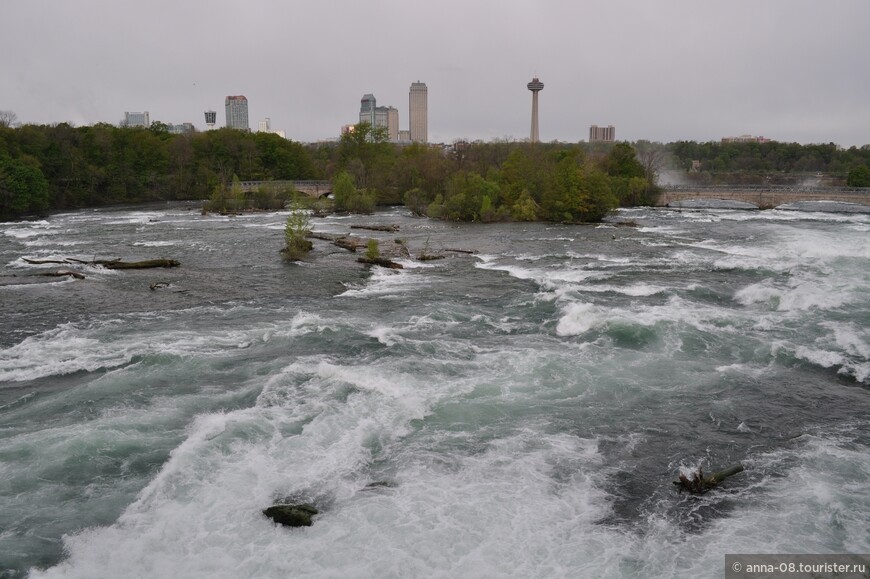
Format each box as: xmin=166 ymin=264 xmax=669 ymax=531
xmin=4 ymin=0 xmax=869 ymax=146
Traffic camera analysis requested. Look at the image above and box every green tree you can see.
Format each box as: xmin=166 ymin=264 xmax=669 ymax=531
xmin=283 ymin=198 xmax=313 ymax=261
xmin=335 ymin=122 xmax=396 ymax=203
xmin=365 ymin=239 xmax=380 ymax=260
xmin=847 ymin=165 xmax=870 ymax=187
xmin=602 ymin=142 xmax=645 ymax=178
xmin=231 ymin=174 xmax=246 ymax=210
xmin=441 ymin=171 xmax=501 ymax=221
xmin=333 ymin=170 xmax=375 ymax=213
xmin=149 ymin=121 xmax=170 ymax=137
xmin=540 ymin=152 xmax=617 ymax=222
xmin=392 ymin=142 xmax=447 ymax=201
xmin=0 ymin=155 xmax=50 ymax=219
xmin=208 ymin=182 xmax=230 ymax=213
xmin=510 ymin=190 xmax=539 ymax=221
xmin=333 ymin=170 xmax=357 ymax=212
xmin=403 ymin=187 xmax=428 ymax=216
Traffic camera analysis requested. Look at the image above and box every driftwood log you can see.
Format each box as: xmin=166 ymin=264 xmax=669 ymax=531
xmin=98 ymin=259 xmax=180 ymax=270
xmin=24 ymin=257 xmax=180 ymax=269
xmin=673 ymin=464 xmax=744 ymax=494
xmin=350 ymin=224 xmax=400 ymax=232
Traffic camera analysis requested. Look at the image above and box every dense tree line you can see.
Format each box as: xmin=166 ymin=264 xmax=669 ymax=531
xmin=3 ymin=117 xmax=868 ymax=222
xmin=0 ymin=123 xmax=316 ymax=220
xmin=667 ymin=140 xmax=870 ymax=181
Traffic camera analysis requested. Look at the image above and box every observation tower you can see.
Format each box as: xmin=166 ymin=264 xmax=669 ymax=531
xmin=527 ymin=77 xmax=544 ymax=143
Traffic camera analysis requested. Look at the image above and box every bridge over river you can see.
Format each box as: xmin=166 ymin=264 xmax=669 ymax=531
xmin=238 ymin=180 xmax=332 ymax=198
xmin=657 ymin=185 xmax=870 ymax=209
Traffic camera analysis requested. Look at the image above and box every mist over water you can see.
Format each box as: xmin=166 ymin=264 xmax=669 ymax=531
xmin=1 ymin=203 xmax=868 ymax=578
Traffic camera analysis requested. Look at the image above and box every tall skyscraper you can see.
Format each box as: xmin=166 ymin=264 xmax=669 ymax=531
xmin=527 ymin=77 xmax=544 ymax=143
xmin=589 ymin=125 xmax=615 ymax=142
xmin=360 ymin=94 xmax=377 ymax=126
xmin=204 ymin=110 xmax=217 ymax=130
xmin=124 ymin=111 xmax=150 ymax=128
xmin=225 ymin=96 xmax=249 ymax=131
xmin=409 ymin=81 xmax=428 ymax=143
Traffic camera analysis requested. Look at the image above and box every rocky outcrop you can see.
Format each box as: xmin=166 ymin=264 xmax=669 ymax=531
xmin=673 ymin=464 xmax=744 ymax=494
xmin=262 ymin=503 xmax=319 ymax=527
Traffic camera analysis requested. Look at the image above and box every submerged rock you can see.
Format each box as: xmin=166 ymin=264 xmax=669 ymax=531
xmin=263 ymin=503 xmax=319 ymax=527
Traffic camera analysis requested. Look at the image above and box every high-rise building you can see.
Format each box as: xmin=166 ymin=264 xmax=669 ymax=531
xmin=527 ymin=77 xmax=544 ymax=143
xmin=124 ymin=111 xmax=150 ymax=128
xmin=589 ymin=125 xmax=615 ymax=142
xmin=375 ymin=106 xmax=399 ymax=141
xmin=409 ymin=81 xmax=428 ymax=143
xmin=225 ymin=95 xmax=249 ymax=131
xmin=258 ymin=118 xmax=271 ymax=133
xmin=360 ymin=94 xmax=377 ymax=127
xmin=204 ymin=110 xmax=217 ymax=130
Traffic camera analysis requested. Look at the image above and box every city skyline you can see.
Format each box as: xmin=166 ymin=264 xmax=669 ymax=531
xmin=3 ymin=1 xmax=869 ymax=147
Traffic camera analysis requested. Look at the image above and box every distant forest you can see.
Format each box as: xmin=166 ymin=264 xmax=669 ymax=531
xmin=1 ymin=120 xmax=869 ymax=221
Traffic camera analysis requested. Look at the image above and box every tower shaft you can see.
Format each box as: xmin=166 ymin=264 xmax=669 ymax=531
xmin=530 ymin=91 xmax=540 ymax=143
xmin=527 ymin=77 xmax=544 ymax=143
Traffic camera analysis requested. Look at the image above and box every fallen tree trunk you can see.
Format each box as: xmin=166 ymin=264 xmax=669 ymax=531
xmin=673 ymin=464 xmax=744 ymax=494
xmin=351 ymin=224 xmax=400 ymax=232
xmin=98 ymin=259 xmax=180 ymax=270
xmin=62 ymin=257 xmax=180 ymax=269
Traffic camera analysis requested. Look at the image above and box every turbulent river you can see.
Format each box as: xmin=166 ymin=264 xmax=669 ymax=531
xmin=1 ymin=202 xmax=868 ymax=578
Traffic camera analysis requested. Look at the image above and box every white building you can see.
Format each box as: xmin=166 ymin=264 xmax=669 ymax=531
xmin=124 ymin=111 xmax=150 ymax=127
